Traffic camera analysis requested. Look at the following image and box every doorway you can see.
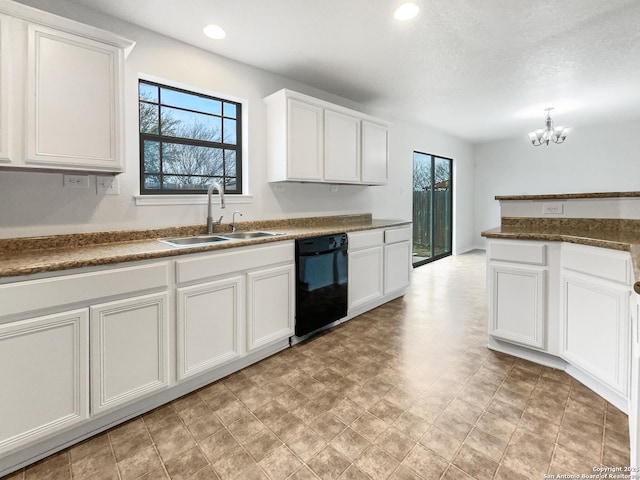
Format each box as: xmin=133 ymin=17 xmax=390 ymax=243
xmin=412 ymin=151 xmax=453 ymax=267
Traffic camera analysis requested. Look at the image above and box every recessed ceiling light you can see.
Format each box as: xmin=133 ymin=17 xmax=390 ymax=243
xmin=203 ymin=24 xmax=226 ymax=39
xmin=394 ymin=2 xmax=420 ymax=21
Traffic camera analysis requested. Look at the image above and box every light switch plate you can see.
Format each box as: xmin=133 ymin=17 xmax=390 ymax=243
xmin=96 ymin=175 xmax=119 ymax=195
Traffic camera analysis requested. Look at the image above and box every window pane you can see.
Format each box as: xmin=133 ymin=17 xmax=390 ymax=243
xmin=139 ymin=103 xmax=159 ymax=134
xmin=139 ymin=82 xmax=158 ymax=102
xmin=224 ymin=150 xmax=237 ymax=175
xmin=223 ymin=118 xmax=237 ymax=144
xmin=160 ymin=106 xmax=222 ymax=142
xmin=223 ymin=103 xmax=236 ymax=119
xmin=161 ymin=143 xmax=225 ymax=176
xmin=143 ymin=140 xmax=160 ymax=173
xmin=224 ymin=177 xmax=237 ymax=190
xmin=160 ymin=88 xmax=222 ymax=115
xmin=144 ymin=174 xmax=160 ymax=189
xmin=162 ymin=175 xmax=223 ymax=191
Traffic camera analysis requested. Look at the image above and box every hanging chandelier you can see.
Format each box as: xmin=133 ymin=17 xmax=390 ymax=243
xmin=527 ymin=108 xmax=570 ymax=146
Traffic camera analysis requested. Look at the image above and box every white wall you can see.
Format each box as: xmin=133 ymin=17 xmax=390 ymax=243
xmin=1 ymin=0 xmax=476 ymax=254
xmin=474 ymin=119 xmax=640 ymax=247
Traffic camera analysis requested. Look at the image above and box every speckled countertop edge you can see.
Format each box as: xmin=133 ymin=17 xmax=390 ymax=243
xmin=481 ymin=218 xmax=640 ymax=295
xmin=0 ymin=214 xmax=411 ymax=278
xmin=495 ymin=191 xmax=640 ymax=201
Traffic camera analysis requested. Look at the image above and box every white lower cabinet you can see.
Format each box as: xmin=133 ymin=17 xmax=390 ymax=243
xmin=90 ymin=293 xmax=170 ymax=415
xmin=630 ymin=296 xmax=640 ymax=468
xmin=177 ymin=276 xmax=244 ymax=381
xmin=247 ymin=264 xmax=295 ymax=351
xmin=348 ymin=246 xmax=384 ymax=309
xmin=0 ymin=309 xmax=89 ymax=454
xmin=384 ymin=238 xmax=411 ymax=294
xmin=489 ymin=263 xmax=546 ymax=349
xmin=561 ymin=272 xmax=630 ymax=397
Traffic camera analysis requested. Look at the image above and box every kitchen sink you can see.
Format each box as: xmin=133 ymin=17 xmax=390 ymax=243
xmin=158 ymin=235 xmax=229 ymax=247
xmin=219 ymin=231 xmax=284 ymax=240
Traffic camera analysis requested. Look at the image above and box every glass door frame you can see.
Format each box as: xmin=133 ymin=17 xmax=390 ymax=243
xmin=412 ymin=151 xmax=453 ymax=268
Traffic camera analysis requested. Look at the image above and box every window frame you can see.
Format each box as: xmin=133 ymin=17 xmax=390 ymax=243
xmin=138 ymin=79 xmax=243 ymax=195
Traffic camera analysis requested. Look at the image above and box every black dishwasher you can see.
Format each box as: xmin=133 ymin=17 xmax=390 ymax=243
xmin=295 ymin=233 xmax=348 ymax=337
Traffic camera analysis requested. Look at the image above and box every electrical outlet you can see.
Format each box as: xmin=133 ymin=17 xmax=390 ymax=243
xmin=543 ymin=202 xmax=564 ymax=215
xmin=63 ymin=175 xmax=90 ymax=189
xmin=96 ymin=175 xmax=119 ymax=195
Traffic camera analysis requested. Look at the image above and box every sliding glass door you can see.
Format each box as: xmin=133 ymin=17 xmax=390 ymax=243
xmin=412 ymin=152 xmax=452 ymax=267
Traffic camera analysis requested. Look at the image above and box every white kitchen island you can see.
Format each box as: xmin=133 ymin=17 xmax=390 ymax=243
xmin=482 ymin=191 xmax=640 ymax=470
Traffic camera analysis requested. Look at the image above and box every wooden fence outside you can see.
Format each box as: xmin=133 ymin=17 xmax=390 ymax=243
xmin=412 ymin=189 xmax=451 ymax=257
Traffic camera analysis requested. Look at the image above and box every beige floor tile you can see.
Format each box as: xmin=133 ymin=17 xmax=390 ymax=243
xmin=392 ymin=411 xmax=431 ymax=441
xmin=452 ymin=444 xmax=498 ymax=480
xmin=401 ymin=444 xmax=449 ymax=480
xmin=163 ymin=445 xmax=208 ymax=480
xmin=351 ymin=412 xmax=389 ymax=442
xmin=419 ymin=425 xmax=461 ymax=462
xmin=286 ymin=427 xmax=327 ymax=462
xmin=338 ymin=465 xmax=371 ymax=480
xmin=440 ymin=465 xmax=475 ymax=480
xmin=463 ymin=427 xmax=508 ymax=462
xmin=258 ymin=445 xmax=303 ymax=480
xmin=266 ymin=412 xmax=307 ymax=442
xmin=242 ymin=428 xmax=283 ymax=462
xmin=116 ymin=445 xmax=163 ymax=480
xmin=309 ymin=413 xmax=348 ymax=442
xmin=354 ymin=444 xmax=400 ymax=480
xmin=306 ymin=446 xmax=351 ymax=480
xmin=330 ymin=427 xmax=371 ymax=462
xmin=387 ymin=465 xmax=422 ymax=480
xmin=210 ymin=448 xmax=256 ymax=480
xmin=375 ymin=427 xmax=416 ymax=461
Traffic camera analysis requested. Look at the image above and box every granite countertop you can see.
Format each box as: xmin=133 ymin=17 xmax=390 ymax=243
xmin=0 ymin=214 xmax=411 ymax=278
xmin=482 ymin=217 xmax=640 ymax=294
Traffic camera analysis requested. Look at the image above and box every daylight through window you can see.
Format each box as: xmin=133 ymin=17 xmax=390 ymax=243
xmin=138 ymin=80 xmax=242 ymax=194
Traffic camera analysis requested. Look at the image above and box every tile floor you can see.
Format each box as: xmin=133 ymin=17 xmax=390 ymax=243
xmin=3 ymin=251 xmax=631 ymax=480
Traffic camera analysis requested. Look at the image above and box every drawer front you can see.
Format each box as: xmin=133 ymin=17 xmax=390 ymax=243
xmin=0 ymin=262 xmax=169 ymax=319
xmin=176 ymin=241 xmax=294 ymax=285
xmin=562 ymin=244 xmax=631 ymax=285
xmin=384 ymin=226 xmax=411 ymax=244
xmin=348 ymin=230 xmax=383 ymax=250
xmin=488 ymin=241 xmax=547 ymax=266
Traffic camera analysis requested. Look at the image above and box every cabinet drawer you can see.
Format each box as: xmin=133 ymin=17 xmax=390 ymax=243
xmin=488 ymin=241 xmax=547 ymax=266
xmin=562 ymin=244 xmax=631 ymax=285
xmin=176 ymin=241 xmax=294 ymax=284
xmin=385 ymin=227 xmax=411 ymax=244
xmin=0 ymin=262 xmax=169 ymax=319
xmin=348 ymin=230 xmax=383 ymax=250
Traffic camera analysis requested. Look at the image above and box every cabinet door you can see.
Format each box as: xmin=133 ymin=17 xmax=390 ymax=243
xmin=0 ymin=15 xmax=11 ymax=164
xmin=177 ymin=276 xmax=244 ymax=380
xmin=324 ymin=109 xmax=360 ymax=183
xmin=384 ymin=241 xmax=411 ymax=294
xmin=247 ymin=264 xmax=294 ymax=351
xmin=561 ymin=273 xmax=630 ymax=397
xmin=90 ymin=293 xmax=169 ymax=415
xmin=348 ymin=246 xmax=384 ymax=310
xmin=287 ymin=99 xmax=323 ymax=181
xmin=0 ymin=309 xmax=89 ymax=454
xmin=631 ymin=296 xmax=639 ymax=469
xmin=489 ymin=264 xmax=546 ymax=349
xmin=361 ymin=121 xmax=388 ymax=185
xmin=26 ymin=24 xmax=124 ymax=171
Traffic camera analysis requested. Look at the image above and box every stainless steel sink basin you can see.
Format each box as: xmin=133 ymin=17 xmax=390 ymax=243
xmin=158 ymin=235 xmax=229 ymax=247
xmin=219 ymin=231 xmax=284 ymax=240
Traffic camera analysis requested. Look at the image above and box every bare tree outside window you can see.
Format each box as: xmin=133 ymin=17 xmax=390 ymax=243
xmin=139 ymin=80 xmax=242 ymax=194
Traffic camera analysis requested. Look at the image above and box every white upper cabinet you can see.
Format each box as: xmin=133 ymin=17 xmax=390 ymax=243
xmin=286 ymin=99 xmax=323 ymax=181
xmin=0 ymin=14 xmax=11 ymax=164
xmin=265 ymin=89 xmax=390 ymax=185
xmin=324 ymin=109 xmax=360 ymax=183
xmin=0 ymin=1 xmax=134 ymax=173
xmin=361 ymin=120 xmax=389 ymax=185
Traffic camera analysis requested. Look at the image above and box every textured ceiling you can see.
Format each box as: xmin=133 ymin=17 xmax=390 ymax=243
xmin=53 ymin=0 xmax=640 ymax=142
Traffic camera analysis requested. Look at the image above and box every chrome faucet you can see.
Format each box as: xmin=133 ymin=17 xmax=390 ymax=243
xmin=231 ymin=211 xmax=243 ymax=232
xmin=207 ymin=181 xmax=226 ymax=234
